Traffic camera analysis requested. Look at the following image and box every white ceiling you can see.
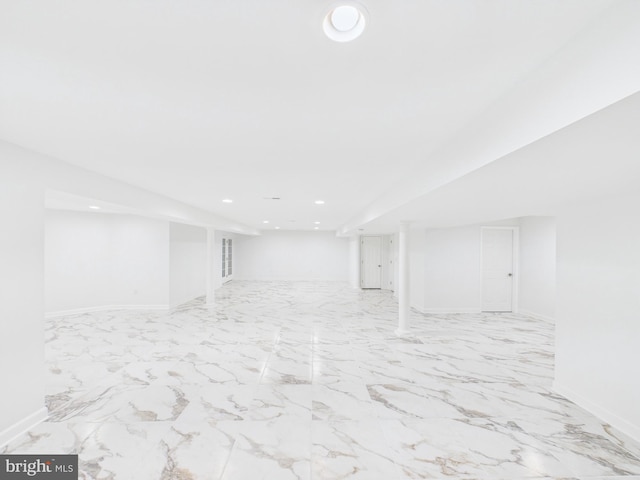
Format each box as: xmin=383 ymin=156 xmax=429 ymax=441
xmin=1 ymin=0 xmax=638 ymax=233
xmin=361 ymin=90 xmax=640 ymax=233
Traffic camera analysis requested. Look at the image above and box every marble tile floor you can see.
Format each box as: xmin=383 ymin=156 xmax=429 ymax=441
xmin=3 ymin=281 xmax=640 ymax=479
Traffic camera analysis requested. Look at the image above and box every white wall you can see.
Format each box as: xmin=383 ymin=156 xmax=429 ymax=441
xmin=235 ymin=231 xmax=349 ymax=281
xmin=46 ymin=214 xmax=211 ymax=313
xmin=170 ymin=222 xmax=207 ymax=307
xmin=519 ymin=216 xmax=556 ymax=321
xmin=423 ymin=226 xmax=482 ymax=313
xmin=555 ymin=191 xmax=640 ymax=441
xmin=409 ymin=229 xmax=426 ymax=312
xmin=45 ymin=210 xmax=170 ymax=314
xmin=0 ymin=154 xmax=47 ymax=443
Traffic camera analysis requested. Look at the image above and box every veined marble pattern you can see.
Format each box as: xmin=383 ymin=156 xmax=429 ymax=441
xmin=4 ymin=281 xmax=640 ymax=479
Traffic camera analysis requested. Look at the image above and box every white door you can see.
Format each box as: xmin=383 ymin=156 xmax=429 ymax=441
xmin=481 ymin=228 xmax=514 ymax=312
xmin=222 ymin=238 xmax=233 ymax=282
xmin=381 ymin=235 xmax=394 ymax=291
xmin=361 ymin=236 xmax=382 ymax=289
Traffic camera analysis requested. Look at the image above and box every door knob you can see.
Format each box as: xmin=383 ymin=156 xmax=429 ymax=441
xmin=508 ymin=273 xmax=513 ymax=277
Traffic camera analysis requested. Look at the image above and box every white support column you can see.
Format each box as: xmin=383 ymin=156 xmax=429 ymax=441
xmin=396 ymin=221 xmax=411 ymax=336
xmin=205 ymin=227 xmax=216 ymax=307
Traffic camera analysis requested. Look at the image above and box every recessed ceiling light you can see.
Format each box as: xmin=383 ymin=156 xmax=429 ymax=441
xmin=314 ymin=227 xmax=319 ymax=230
xmin=275 ymin=226 xmax=281 ymax=230
xmin=222 ymin=199 xmax=233 ymax=203
xmin=263 ymin=220 xmax=269 ymax=224
xmin=331 ymin=6 xmax=359 ymax=31
xmin=314 ymin=221 xmax=321 ymax=225
xmin=315 ymin=200 xmax=325 ymax=205
xmin=89 ymin=205 xmax=100 ymax=210
xmin=323 ymin=4 xmax=366 ymax=42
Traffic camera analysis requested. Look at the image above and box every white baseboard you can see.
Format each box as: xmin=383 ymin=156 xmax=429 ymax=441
xmin=0 ymin=407 xmax=48 ymax=448
xmin=518 ymin=308 xmax=555 ymax=323
xmin=170 ymin=296 xmax=201 ymax=310
xmin=553 ymin=381 xmax=640 ymax=444
xmin=410 ymin=304 xmax=425 ymax=314
xmin=421 ymin=307 xmax=481 ymax=314
xmin=45 ymin=304 xmax=170 ymax=318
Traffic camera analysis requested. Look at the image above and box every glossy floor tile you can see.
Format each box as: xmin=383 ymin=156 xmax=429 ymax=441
xmin=3 ymin=281 xmax=640 ymax=479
